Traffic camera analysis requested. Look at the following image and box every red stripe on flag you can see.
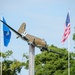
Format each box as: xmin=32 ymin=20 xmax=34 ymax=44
xmin=61 ymin=24 xmax=71 ymax=43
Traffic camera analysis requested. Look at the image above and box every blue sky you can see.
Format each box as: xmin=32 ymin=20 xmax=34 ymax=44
xmin=0 ymin=0 xmax=75 ymax=75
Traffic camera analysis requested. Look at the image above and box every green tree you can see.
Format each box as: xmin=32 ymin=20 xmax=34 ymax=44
xmin=0 ymin=50 xmax=28 ymax=75
xmin=73 ymin=27 xmax=75 ymax=49
xmin=1 ymin=45 xmax=75 ymax=75
xmin=73 ymin=33 xmax=75 ymax=41
xmin=25 ymin=45 xmax=75 ymax=75
xmin=73 ymin=27 xmax=75 ymax=41
xmin=34 ymin=45 xmax=75 ymax=75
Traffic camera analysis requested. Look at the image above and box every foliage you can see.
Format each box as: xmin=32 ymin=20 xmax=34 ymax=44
xmin=0 ymin=50 xmax=28 ymax=75
xmin=24 ymin=45 xmax=75 ymax=75
xmin=73 ymin=33 xmax=75 ymax=41
xmin=34 ymin=45 xmax=75 ymax=75
xmin=73 ymin=27 xmax=75 ymax=49
xmin=0 ymin=45 xmax=75 ymax=75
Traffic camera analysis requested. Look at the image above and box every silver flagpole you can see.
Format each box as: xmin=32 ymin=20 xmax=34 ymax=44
xmin=68 ymin=10 xmax=70 ymax=75
xmin=0 ymin=15 xmax=3 ymax=75
xmin=68 ymin=34 xmax=70 ymax=75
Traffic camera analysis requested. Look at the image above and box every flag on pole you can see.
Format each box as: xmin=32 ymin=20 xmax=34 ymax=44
xmin=61 ymin=12 xmax=71 ymax=43
xmin=2 ymin=17 xmax=11 ymax=46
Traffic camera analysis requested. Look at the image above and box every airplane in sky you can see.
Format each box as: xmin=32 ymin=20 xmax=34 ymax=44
xmin=0 ymin=20 xmax=62 ymax=54
xmin=17 ymin=23 xmax=48 ymax=50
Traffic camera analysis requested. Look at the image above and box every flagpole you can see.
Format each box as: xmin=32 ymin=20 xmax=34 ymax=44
xmin=0 ymin=15 xmax=3 ymax=75
xmin=68 ymin=10 xmax=70 ymax=75
xmin=68 ymin=35 xmax=70 ymax=75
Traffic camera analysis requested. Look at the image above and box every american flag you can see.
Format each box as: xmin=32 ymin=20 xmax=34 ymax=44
xmin=61 ymin=12 xmax=71 ymax=43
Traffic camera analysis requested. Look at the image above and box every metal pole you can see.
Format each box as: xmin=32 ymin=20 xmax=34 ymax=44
xmin=29 ymin=45 xmax=35 ymax=75
xmin=0 ymin=16 xmax=3 ymax=75
xmin=68 ymin=36 xmax=70 ymax=75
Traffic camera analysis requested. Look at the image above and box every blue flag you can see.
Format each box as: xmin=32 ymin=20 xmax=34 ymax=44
xmin=3 ymin=17 xmax=11 ymax=47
